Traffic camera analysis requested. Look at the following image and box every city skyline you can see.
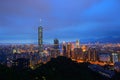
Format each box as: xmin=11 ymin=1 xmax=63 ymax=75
xmin=0 ymin=0 xmax=120 ymax=44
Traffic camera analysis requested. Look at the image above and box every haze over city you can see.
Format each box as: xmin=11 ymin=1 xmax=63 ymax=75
xmin=0 ymin=0 xmax=120 ymax=44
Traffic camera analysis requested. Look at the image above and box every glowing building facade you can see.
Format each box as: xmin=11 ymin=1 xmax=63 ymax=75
xmin=54 ymin=39 xmax=59 ymax=49
xmin=38 ymin=26 xmax=43 ymax=53
xmin=76 ymin=40 xmax=80 ymax=48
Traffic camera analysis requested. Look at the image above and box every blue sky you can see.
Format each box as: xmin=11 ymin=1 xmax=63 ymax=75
xmin=0 ymin=0 xmax=120 ymax=43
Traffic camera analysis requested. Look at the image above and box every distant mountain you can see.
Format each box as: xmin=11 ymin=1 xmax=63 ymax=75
xmin=0 ymin=36 xmax=120 ymax=45
xmin=96 ymin=36 xmax=120 ymax=43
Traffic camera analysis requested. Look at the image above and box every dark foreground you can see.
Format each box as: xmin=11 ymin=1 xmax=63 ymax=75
xmin=0 ymin=56 xmax=120 ymax=80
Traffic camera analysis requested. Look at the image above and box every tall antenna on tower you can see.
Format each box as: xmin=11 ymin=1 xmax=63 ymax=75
xmin=40 ymin=18 xmax=42 ymax=26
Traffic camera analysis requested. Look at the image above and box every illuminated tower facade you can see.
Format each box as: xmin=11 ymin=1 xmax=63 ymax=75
xmin=76 ymin=40 xmax=80 ymax=48
xmin=88 ymin=48 xmax=91 ymax=61
xmin=38 ymin=26 xmax=43 ymax=53
xmin=54 ymin=38 xmax=59 ymax=49
xmin=66 ymin=43 xmax=72 ymax=58
xmin=53 ymin=38 xmax=60 ymax=57
xmin=93 ymin=48 xmax=97 ymax=61
xmin=62 ymin=41 xmax=67 ymax=56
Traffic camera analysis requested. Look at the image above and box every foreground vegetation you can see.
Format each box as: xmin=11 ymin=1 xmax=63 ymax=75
xmin=0 ymin=56 xmax=120 ymax=80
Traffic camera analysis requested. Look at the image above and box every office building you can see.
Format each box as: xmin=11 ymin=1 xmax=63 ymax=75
xmin=87 ymin=48 xmax=98 ymax=61
xmin=74 ymin=48 xmax=83 ymax=60
xmin=66 ymin=43 xmax=72 ymax=58
xmin=76 ymin=40 xmax=80 ymax=48
xmin=62 ymin=41 xmax=67 ymax=57
xmin=112 ymin=53 xmax=118 ymax=63
xmin=54 ymin=38 xmax=59 ymax=49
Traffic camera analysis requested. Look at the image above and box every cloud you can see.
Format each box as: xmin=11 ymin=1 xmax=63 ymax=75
xmin=0 ymin=0 xmax=120 ymax=43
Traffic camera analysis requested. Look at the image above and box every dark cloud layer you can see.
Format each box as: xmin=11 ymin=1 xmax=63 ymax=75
xmin=0 ymin=0 xmax=120 ymax=43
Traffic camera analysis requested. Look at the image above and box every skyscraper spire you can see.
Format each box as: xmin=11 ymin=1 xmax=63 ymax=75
xmin=40 ymin=18 xmax=42 ymax=26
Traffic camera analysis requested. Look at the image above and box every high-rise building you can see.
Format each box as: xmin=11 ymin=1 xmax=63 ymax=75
xmin=66 ymin=43 xmax=72 ymax=58
xmin=38 ymin=26 xmax=43 ymax=53
xmin=93 ymin=48 xmax=97 ymax=61
xmin=54 ymin=38 xmax=59 ymax=49
xmin=76 ymin=40 xmax=80 ymax=48
xmin=87 ymin=48 xmax=98 ymax=61
xmin=62 ymin=41 xmax=67 ymax=56
xmin=74 ymin=48 xmax=83 ymax=60
xmin=53 ymin=38 xmax=60 ymax=57
xmin=87 ymin=48 xmax=91 ymax=61
xmin=71 ymin=43 xmax=75 ymax=59
xmin=112 ymin=53 xmax=118 ymax=63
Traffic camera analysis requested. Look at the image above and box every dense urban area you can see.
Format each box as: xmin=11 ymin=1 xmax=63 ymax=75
xmin=0 ymin=26 xmax=120 ymax=80
xmin=0 ymin=42 xmax=120 ymax=80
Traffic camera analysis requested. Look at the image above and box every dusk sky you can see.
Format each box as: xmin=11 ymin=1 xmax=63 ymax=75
xmin=0 ymin=0 xmax=120 ymax=44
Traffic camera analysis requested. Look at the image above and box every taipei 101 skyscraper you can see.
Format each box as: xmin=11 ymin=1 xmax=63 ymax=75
xmin=38 ymin=19 xmax=43 ymax=54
